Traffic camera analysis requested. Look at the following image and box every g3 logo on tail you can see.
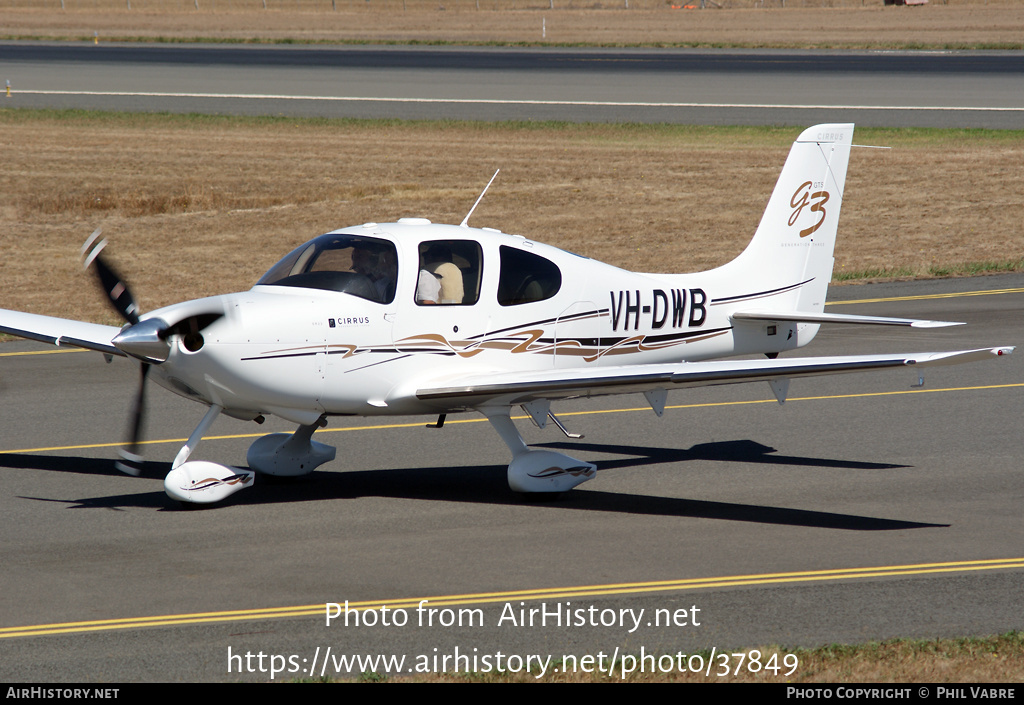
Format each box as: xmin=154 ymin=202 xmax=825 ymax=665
xmin=789 ymin=181 xmax=830 ymax=238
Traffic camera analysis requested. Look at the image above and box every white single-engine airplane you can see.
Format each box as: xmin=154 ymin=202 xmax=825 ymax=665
xmin=0 ymin=124 xmax=1013 ymax=505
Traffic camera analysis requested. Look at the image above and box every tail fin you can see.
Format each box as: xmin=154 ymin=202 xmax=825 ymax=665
xmin=718 ymin=123 xmax=854 ymax=315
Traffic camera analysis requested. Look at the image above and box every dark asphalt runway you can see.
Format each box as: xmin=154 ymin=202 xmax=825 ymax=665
xmin=2 ymin=42 xmax=1024 ymax=127
xmin=1 ymin=274 xmax=1022 ymax=681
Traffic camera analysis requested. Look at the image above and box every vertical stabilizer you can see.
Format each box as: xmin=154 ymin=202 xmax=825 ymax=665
xmin=720 ymin=124 xmax=854 ymax=315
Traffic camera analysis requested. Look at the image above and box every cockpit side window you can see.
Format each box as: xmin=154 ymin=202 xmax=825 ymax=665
xmin=497 ymin=245 xmax=561 ymax=306
xmin=256 ymin=233 xmax=398 ymax=304
xmin=415 ymin=240 xmax=483 ymax=306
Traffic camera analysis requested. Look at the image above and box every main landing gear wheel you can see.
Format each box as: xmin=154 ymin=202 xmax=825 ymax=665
xmin=483 ymin=408 xmax=596 ymax=495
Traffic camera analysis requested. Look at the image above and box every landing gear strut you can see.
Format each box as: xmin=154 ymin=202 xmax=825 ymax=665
xmin=482 ymin=406 xmax=596 ymax=494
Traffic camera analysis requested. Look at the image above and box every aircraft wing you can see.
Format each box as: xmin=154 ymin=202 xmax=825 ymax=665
xmin=0 ymin=309 xmax=125 ymax=356
xmin=416 ymin=347 xmax=1012 ymax=409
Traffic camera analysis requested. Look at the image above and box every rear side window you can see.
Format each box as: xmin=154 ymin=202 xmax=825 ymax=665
xmin=497 ymin=245 xmax=561 ymax=306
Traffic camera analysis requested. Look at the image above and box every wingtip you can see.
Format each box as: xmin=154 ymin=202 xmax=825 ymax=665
xmin=908 ymin=320 xmax=966 ymax=328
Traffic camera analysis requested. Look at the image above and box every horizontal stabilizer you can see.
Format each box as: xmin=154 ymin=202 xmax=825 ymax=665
xmin=732 ymin=310 xmax=964 ymax=328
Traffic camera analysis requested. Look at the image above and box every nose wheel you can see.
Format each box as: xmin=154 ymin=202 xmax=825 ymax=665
xmin=164 ymin=461 xmax=255 ymax=504
xmin=161 ymin=403 xmax=256 ymax=504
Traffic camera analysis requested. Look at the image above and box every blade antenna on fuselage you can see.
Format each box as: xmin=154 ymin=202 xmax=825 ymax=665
xmin=460 ymin=169 xmax=500 ymax=228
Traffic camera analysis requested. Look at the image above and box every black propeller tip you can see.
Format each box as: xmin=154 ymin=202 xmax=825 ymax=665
xmin=82 ymin=229 xmax=141 ymax=326
xmin=115 ymin=449 xmax=144 ymax=477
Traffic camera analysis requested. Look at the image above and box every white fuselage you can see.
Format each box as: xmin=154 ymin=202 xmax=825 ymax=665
xmin=145 ymin=221 xmax=815 ymax=422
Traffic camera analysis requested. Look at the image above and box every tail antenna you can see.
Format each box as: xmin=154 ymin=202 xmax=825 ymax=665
xmin=460 ymin=169 xmax=500 ymax=228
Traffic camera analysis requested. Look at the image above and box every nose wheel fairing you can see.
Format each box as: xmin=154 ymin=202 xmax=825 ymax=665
xmin=164 ymin=462 xmax=255 ymax=504
xmin=161 ymin=407 xmax=337 ymax=504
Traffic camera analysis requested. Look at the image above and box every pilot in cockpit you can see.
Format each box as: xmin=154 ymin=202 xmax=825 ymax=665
xmin=351 ymin=242 xmax=397 ymax=304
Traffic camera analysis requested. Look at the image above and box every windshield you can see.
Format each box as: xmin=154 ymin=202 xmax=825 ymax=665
xmin=256 ymin=233 xmax=398 ymax=304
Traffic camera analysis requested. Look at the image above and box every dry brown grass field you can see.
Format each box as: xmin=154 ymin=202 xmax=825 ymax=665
xmin=1 ymin=0 xmax=1023 ymax=48
xmin=1 ymin=112 xmax=1022 ymax=325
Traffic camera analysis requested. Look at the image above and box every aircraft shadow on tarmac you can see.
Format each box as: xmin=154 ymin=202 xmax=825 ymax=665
xmin=537 ymin=438 xmax=909 ymax=472
xmin=3 ymin=440 xmax=945 ymax=530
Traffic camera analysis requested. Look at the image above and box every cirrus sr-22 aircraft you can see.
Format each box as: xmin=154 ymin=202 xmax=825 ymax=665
xmin=0 ymin=124 xmax=1013 ymax=505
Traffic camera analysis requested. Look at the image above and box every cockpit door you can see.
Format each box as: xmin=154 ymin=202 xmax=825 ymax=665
xmin=391 ymin=238 xmax=486 ymax=357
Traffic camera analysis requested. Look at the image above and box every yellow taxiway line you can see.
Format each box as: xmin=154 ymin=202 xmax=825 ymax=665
xmin=3 ymin=557 xmax=1022 ymax=639
xmin=4 ymin=382 xmax=1023 ymax=456
xmin=0 ymin=347 xmax=87 ymax=357
xmin=826 ymin=286 xmax=1024 ymax=306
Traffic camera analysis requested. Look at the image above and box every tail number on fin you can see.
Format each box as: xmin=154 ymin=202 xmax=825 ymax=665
xmin=789 ymin=181 xmax=830 ymax=238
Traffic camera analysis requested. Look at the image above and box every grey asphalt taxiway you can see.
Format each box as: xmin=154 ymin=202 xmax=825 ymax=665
xmin=1 ymin=275 xmax=1022 ymax=682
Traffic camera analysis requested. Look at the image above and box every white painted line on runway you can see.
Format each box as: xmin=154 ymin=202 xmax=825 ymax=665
xmin=14 ymin=90 xmax=1024 ymax=112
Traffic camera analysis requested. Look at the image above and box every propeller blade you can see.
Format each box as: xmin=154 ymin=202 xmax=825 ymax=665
xmin=82 ymin=229 xmax=140 ymax=326
xmin=78 ymin=230 xmax=223 ymax=474
xmin=115 ymin=363 xmax=150 ymax=476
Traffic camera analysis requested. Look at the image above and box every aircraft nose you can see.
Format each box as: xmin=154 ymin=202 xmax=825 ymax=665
xmin=112 ymin=318 xmax=171 ymax=363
